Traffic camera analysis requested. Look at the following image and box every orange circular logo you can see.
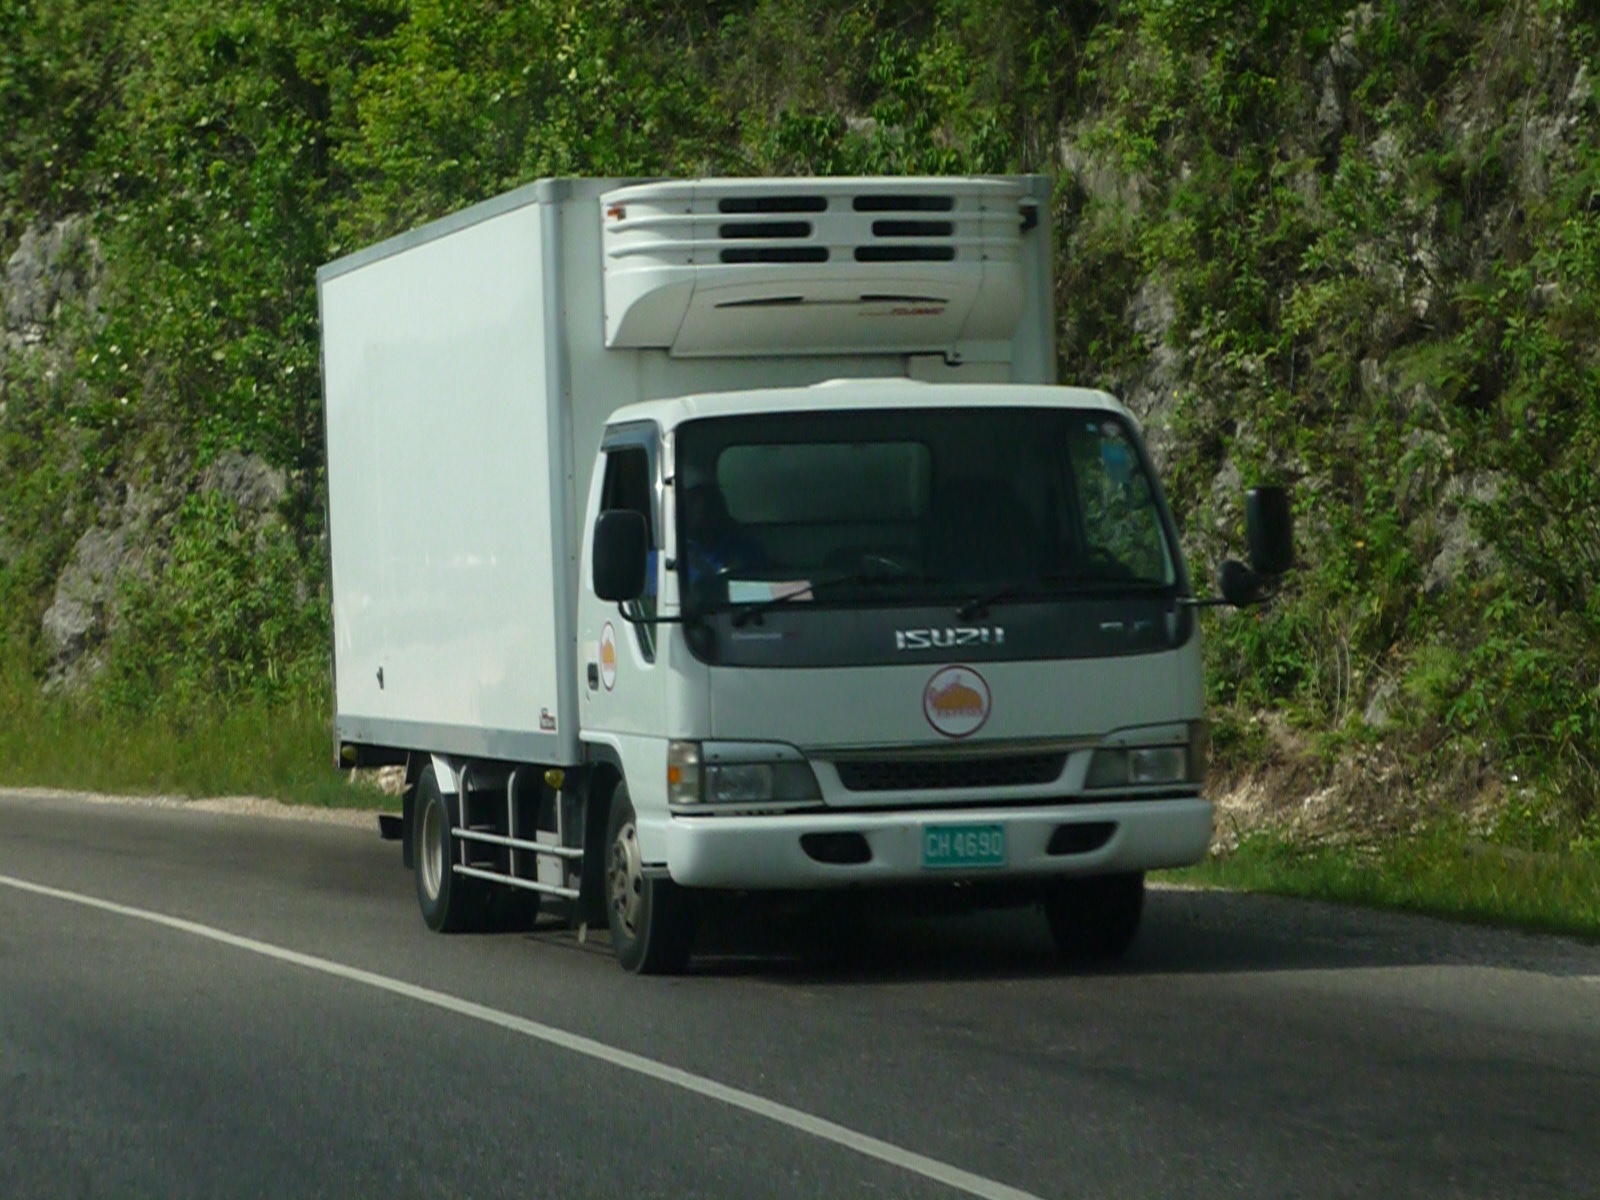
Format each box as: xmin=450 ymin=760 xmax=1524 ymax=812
xmin=923 ymin=666 xmax=991 ymax=738
xmin=599 ymin=622 xmax=617 ymax=691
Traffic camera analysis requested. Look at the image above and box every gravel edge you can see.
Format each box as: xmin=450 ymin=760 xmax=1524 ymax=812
xmin=0 ymin=786 xmax=383 ymax=829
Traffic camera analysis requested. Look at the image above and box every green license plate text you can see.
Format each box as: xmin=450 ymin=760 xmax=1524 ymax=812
xmin=921 ymin=823 xmax=1006 ymax=869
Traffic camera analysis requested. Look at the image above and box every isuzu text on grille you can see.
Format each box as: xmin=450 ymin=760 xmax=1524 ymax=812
xmin=895 ymin=627 xmax=1006 ymax=651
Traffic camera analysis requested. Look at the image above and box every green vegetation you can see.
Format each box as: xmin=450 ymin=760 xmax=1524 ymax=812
xmin=0 ymin=0 xmax=1596 ymax=924
xmin=1168 ymin=821 xmax=1600 ymax=941
xmin=0 ymin=662 xmax=391 ymax=808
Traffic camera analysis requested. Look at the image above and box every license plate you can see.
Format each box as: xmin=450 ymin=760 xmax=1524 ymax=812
xmin=921 ymin=823 xmax=1006 ymax=870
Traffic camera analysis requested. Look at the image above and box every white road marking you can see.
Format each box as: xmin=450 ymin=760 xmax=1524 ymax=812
xmin=0 ymin=871 xmax=1043 ymax=1200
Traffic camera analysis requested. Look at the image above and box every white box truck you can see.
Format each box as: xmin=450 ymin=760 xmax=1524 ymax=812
xmin=318 ymin=176 xmax=1291 ymax=973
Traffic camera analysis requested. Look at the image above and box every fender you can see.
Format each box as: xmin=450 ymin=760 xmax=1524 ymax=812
xmin=582 ymin=732 xmax=671 ymax=865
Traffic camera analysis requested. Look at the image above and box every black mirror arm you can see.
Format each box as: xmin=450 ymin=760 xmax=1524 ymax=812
xmin=614 ymin=602 xmax=694 ymax=628
xmin=1178 ymin=575 xmax=1286 ymax=610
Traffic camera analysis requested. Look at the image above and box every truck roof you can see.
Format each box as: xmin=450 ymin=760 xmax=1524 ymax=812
xmin=609 ymin=380 xmax=1134 ymax=430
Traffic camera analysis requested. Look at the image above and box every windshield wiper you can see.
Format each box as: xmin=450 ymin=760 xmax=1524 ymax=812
xmin=957 ymin=574 xmax=1168 ymax=620
xmin=731 ymin=560 xmax=928 ymax=627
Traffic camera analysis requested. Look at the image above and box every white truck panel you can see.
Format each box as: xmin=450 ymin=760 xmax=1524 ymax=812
xmin=322 ymin=201 xmax=572 ymax=761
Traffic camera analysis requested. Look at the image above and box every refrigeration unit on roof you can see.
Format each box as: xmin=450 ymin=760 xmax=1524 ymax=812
xmin=599 ymin=177 xmax=1034 ymax=358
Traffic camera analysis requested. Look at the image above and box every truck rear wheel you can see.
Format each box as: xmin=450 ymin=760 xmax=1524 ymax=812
xmin=1042 ymin=872 xmax=1144 ymax=963
xmin=415 ymin=764 xmax=485 ymax=933
xmin=604 ymin=784 xmax=696 ymax=974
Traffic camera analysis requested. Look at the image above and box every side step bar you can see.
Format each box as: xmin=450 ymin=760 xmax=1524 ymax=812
xmin=451 ymin=827 xmax=583 ymax=898
xmin=454 ymin=864 xmax=580 ymax=900
xmin=449 ymin=762 xmax=585 ymax=901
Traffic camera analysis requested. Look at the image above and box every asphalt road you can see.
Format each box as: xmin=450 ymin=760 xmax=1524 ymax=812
xmin=2 ymin=789 xmax=1598 ymax=1200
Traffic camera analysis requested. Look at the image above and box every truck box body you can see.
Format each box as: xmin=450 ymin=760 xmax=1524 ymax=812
xmin=319 ymin=177 xmax=1056 ymax=766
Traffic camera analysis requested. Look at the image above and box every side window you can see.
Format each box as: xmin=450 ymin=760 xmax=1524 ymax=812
xmin=1064 ymin=420 xmax=1173 ymax=584
xmin=599 ymin=446 xmax=657 ymax=661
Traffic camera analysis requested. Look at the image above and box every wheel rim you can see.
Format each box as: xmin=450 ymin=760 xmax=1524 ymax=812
xmin=608 ymin=819 xmax=643 ymax=939
xmin=420 ymin=797 xmax=444 ymax=901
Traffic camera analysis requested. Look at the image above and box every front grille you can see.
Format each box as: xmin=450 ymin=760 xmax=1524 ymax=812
xmin=834 ymin=752 xmax=1066 ymax=792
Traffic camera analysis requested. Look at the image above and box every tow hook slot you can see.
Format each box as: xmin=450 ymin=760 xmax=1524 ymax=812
xmin=800 ymin=832 xmax=872 ymax=865
xmin=1046 ymin=822 xmax=1116 ymax=856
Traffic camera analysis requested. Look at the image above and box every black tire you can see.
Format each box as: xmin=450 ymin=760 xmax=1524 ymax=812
xmin=414 ymin=764 xmax=486 ymax=933
xmin=604 ymin=783 xmax=696 ymax=974
xmin=577 ymin=781 xmax=613 ymax=928
xmin=1042 ymin=872 xmax=1144 ymax=963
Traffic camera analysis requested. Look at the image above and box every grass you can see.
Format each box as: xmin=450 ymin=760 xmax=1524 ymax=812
xmin=0 ymin=670 xmax=396 ymax=811
xmin=1164 ymin=825 xmax=1600 ymax=943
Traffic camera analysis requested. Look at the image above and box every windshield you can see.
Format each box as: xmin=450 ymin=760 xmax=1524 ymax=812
xmin=674 ymin=405 xmax=1179 ymax=615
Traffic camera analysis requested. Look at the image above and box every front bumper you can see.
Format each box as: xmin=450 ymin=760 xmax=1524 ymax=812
xmin=662 ymin=796 xmax=1212 ymax=889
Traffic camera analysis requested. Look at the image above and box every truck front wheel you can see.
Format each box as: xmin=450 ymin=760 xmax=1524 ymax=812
xmin=604 ymin=784 xmax=696 ymax=974
xmin=415 ymin=764 xmax=484 ymax=933
xmin=1042 ymin=872 xmax=1144 ymax=963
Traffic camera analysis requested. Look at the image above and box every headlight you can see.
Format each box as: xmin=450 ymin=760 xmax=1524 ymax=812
xmin=667 ymin=740 xmax=701 ymax=805
xmin=668 ymin=741 xmax=821 ymax=808
xmin=1085 ymin=722 xmax=1207 ymax=789
xmin=706 ymin=761 xmax=820 ymax=805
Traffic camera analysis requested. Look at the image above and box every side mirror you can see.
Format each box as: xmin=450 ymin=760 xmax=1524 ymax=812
xmin=1245 ymin=486 xmax=1294 ymax=578
xmin=592 ymin=510 xmax=648 ymax=602
xmin=1216 ymin=558 xmax=1262 ymax=607
xmin=1208 ymin=487 xmax=1293 ymax=608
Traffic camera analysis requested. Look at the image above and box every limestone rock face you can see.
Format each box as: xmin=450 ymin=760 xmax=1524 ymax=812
xmin=2 ymin=215 xmax=107 ymax=684
xmin=1120 ymin=275 xmax=1181 ymax=471
xmin=2 ymin=216 xmax=103 ymax=353
xmin=1423 ymin=473 xmax=1503 ymax=596
xmin=39 ymin=484 xmax=165 ymax=689
xmin=199 ymin=450 xmax=287 ymax=520
xmin=1 ymin=215 xmax=104 ymax=429
xmin=41 ymin=523 xmax=139 ymax=680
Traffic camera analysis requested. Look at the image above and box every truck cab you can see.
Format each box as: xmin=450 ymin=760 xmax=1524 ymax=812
xmin=578 ymin=381 xmax=1227 ymax=970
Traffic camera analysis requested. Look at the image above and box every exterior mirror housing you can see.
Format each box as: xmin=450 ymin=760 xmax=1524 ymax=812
xmin=593 ymin=510 xmax=648 ymax=602
xmin=1245 ymin=486 xmax=1294 ymax=578
xmin=1216 ymin=559 xmax=1262 ymax=607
